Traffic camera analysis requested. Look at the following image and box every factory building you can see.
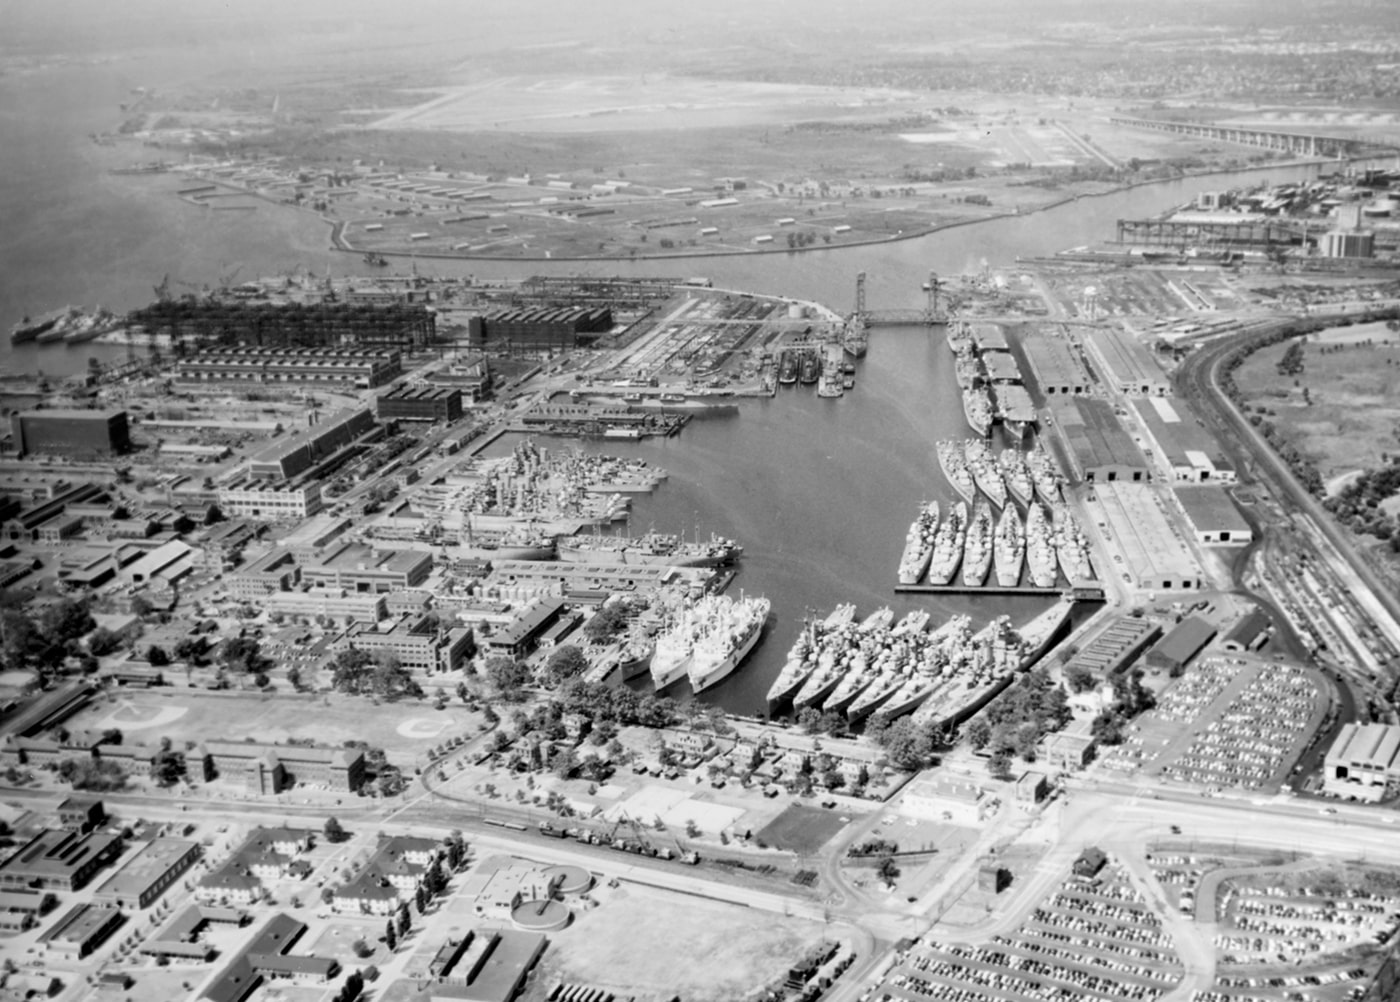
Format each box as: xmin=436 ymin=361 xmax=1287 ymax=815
xmin=247 ymin=407 xmax=376 ymax=480
xmin=1082 ymin=328 xmax=1171 ymax=396
xmin=0 ymin=829 xmax=123 ymax=892
xmin=1062 ymin=616 xmax=1163 ymax=679
xmin=91 ymin=837 xmax=201 ymax=910
xmin=1173 ymin=485 xmax=1253 ymax=545
xmin=1048 ymin=397 xmax=1150 ymax=484
xmin=1094 ymin=483 xmax=1207 ymax=591
xmin=377 ymin=385 xmax=464 ymax=423
xmin=468 ymin=306 xmax=613 ymax=351
xmin=217 ymin=478 xmax=324 ymax=521
xmin=1144 ymin=617 xmax=1217 ymax=674
xmin=10 ymin=409 xmax=131 ymax=459
xmin=1131 ymin=397 xmax=1236 ymax=484
xmin=1323 ymin=723 xmax=1400 ymax=801
xmin=1021 ymin=333 xmax=1093 ymax=396
xmin=174 ymin=348 xmax=402 ymax=389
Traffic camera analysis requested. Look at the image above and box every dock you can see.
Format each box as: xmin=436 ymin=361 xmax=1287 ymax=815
xmin=895 ymin=583 xmax=1092 ymax=598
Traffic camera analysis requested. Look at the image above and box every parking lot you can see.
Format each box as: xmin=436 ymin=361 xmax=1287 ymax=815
xmin=869 ymin=858 xmax=1184 ymax=1002
xmin=1098 ymin=657 xmax=1329 ymax=792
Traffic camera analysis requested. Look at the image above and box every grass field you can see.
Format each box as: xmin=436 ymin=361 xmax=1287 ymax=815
xmin=66 ymin=690 xmax=482 ymax=762
xmin=524 ymin=883 xmax=823 ymax=1002
xmin=1233 ymin=327 xmax=1400 ymax=481
xmin=756 ymin=804 xmax=849 ymax=854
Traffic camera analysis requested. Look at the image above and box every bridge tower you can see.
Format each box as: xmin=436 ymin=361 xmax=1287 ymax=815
xmin=925 ymin=270 xmax=941 ymax=318
xmin=854 ymin=272 xmax=867 ymax=318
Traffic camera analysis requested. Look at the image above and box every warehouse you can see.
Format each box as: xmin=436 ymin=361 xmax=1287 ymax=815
xmin=1083 ymin=328 xmax=1171 ymax=396
xmin=1095 ymin=483 xmax=1207 ymax=591
xmin=1131 ymin=397 xmax=1236 ymax=483
xmin=1020 ymin=333 xmax=1093 ymax=396
xmin=1173 ymin=485 xmax=1253 ymax=545
xmin=1221 ymin=608 xmax=1271 ymax=652
xmin=1322 ymin=723 xmax=1400 ymax=801
xmin=1048 ymin=397 xmax=1150 ymax=484
xmin=175 ymin=348 xmax=402 ymax=389
xmin=246 ymin=407 xmax=376 ymax=479
xmin=377 ymin=386 xmax=464 ymax=423
xmin=0 ymin=829 xmax=123 ymax=892
xmin=1144 ymin=616 xmax=1217 ymax=674
xmin=92 ymin=837 xmax=201 ymax=910
xmin=9 ymin=409 xmax=131 ymax=459
xmin=217 ymin=478 xmax=324 ymax=521
xmin=39 ymin=903 xmax=123 ymax=959
xmin=1062 ymin=616 xmax=1163 ymax=678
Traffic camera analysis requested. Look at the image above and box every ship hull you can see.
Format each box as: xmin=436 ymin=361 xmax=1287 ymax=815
xmin=556 ymin=543 xmax=736 ymax=567
xmin=689 ymin=620 xmax=765 ymax=693
xmin=651 ymin=654 xmax=692 ymax=691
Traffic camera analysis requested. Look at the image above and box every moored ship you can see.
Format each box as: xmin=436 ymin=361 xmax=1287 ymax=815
xmin=1027 ymin=441 xmax=1063 ymax=503
xmin=953 ymin=346 xmax=980 ymax=392
xmin=1052 ymin=504 xmax=1095 ymax=583
xmin=964 ymin=438 xmax=1007 ymax=509
xmin=843 ymin=317 xmax=869 ymax=357
xmin=688 ymin=593 xmax=771 ymax=693
xmin=765 ymin=603 xmax=856 ymax=706
xmin=926 ymin=499 xmax=968 ymax=585
xmin=650 ymin=615 xmax=695 ymax=691
xmin=962 ymin=386 xmax=993 ymax=438
xmin=995 ymin=383 xmax=1037 ymax=441
xmin=557 ymin=530 xmax=742 ymax=567
xmin=994 ymin=504 xmax=1025 ymax=587
xmin=777 ymin=350 xmax=799 ymax=385
xmin=1025 ymin=500 xmax=1058 ymax=588
xmin=946 ymin=320 xmax=973 ymax=355
xmin=10 ymin=306 xmax=75 ymax=344
xmin=937 ymin=440 xmax=977 ymax=505
xmin=897 ymin=502 xmax=939 ymax=585
xmin=999 ymin=448 xmax=1035 ymax=507
xmin=961 ymin=499 xmax=994 ymax=587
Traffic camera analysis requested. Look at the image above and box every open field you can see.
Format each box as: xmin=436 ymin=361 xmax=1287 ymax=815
xmin=756 ymin=804 xmax=849 ymax=854
xmin=1233 ymin=326 xmax=1400 ymax=480
xmin=521 ymin=883 xmax=824 ymax=1002
xmin=65 ymin=689 xmax=483 ymax=762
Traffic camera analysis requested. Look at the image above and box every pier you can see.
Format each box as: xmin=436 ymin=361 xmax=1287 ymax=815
xmin=894 ymin=583 xmax=1102 ymax=599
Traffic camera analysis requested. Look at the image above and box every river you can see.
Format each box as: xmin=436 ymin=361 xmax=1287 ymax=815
xmin=0 ymin=62 xmax=1353 ymax=715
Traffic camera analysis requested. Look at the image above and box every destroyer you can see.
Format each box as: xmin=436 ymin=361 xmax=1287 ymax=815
xmin=1052 ymin=504 xmax=1095 ymax=583
xmin=765 ymin=603 xmax=856 ymax=707
xmin=962 ymin=386 xmax=993 ymax=438
xmin=937 ymin=440 xmax=977 ymax=505
xmin=994 ymin=504 xmax=1025 ymax=587
xmin=962 ymin=499 xmax=994 ymax=587
xmin=1026 ymin=441 xmax=1063 ymax=504
xmin=999 ymin=448 xmax=1035 ymax=508
xmin=897 ymin=502 xmax=939 ymax=585
xmin=964 ymin=438 xmax=1007 ymax=509
xmin=1025 ymin=500 xmax=1059 ymax=588
xmin=927 ymin=500 xmax=968 ymax=585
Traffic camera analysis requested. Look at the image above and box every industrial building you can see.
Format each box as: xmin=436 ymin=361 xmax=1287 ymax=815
xmin=266 ymin=589 xmax=387 ymax=624
xmin=174 ymin=348 xmax=402 ymax=389
xmin=125 ymin=299 xmax=435 ymax=350
xmin=1131 ymin=397 xmax=1236 ymax=483
xmin=1221 ymin=608 xmax=1271 ymax=652
xmin=91 ymin=837 xmax=201 ymax=910
xmin=39 ymin=902 xmax=123 ymax=959
xmin=377 ymin=385 xmax=464 ymax=423
xmin=345 ymin=613 xmax=474 ymax=673
xmin=1173 ymin=485 xmax=1253 ymax=545
xmin=217 ymin=478 xmax=324 ymax=521
xmin=1062 ymin=616 xmax=1163 ymax=679
xmin=480 ymin=598 xmax=568 ymax=660
xmin=227 ymin=549 xmax=300 ymax=599
xmin=1021 ymin=333 xmax=1093 ymax=396
xmin=0 ymin=829 xmax=123 ymax=892
xmin=246 ymin=407 xmax=376 ymax=479
xmin=201 ymin=913 xmax=340 ymax=1002
xmin=1144 ymin=617 xmax=1217 ymax=673
xmin=417 ymin=929 xmax=547 ymax=1002
xmin=9 ymin=409 xmax=131 ymax=459
xmin=1049 ymin=397 xmax=1150 ymax=484
xmin=1082 ymin=328 xmax=1171 ymax=396
xmin=301 ymin=542 xmax=433 ymax=593
xmin=469 ymin=306 xmax=613 ymax=351
xmin=1323 ymin=723 xmax=1400 ymax=801
xmin=1095 ymin=483 xmax=1207 ymax=591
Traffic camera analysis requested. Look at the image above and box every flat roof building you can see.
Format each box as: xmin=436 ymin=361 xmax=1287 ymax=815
xmin=10 ymin=409 xmax=130 ymax=459
xmin=1049 ymin=396 xmax=1150 ymax=484
xmin=1131 ymin=397 xmax=1236 ymax=484
xmin=92 ymin=837 xmax=200 ymax=910
xmin=1323 ymin=723 xmax=1400 ymax=801
xmin=1083 ymin=328 xmax=1171 ymax=396
xmin=218 ymin=478 xmax=324 ymax=522
xmin=246 ymin=407 xmax=376 ymax=480
xmin=175 ymin=348 xmax=402 ymax=389
xmin=302 ymin=542 xmax=433 ymax=593
xmin=201 ymin=742 xmax=365 ymax=795
xmin=1095 ymin=483 xmax=1207 ymax=592
xmin=1021 ymin=333 xmax=1093 ymax=397
xmin=1173 ymin=485 xmax=1252 ymax=545
xmin=1062 ymin=616 xmax=1163 ymax=679
xmin=378 ymin=386 xmax=464 ymax=424
xmin=347 ymin=614 xmax=474 ymax=674
xmin=421 ymin=928 xmax=547 ymax=1002
xmin=0 ymin=829 xmax=123 ymax=892
xmin=39 ymin=902 xmax=123 ymax=959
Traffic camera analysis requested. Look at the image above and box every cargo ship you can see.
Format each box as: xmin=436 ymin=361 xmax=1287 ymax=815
xmin=994 ymin=504 xmax=1025 ymax=587
xmin=615 ymin=637 xmax=655 ymax=681
xmin=926 ymin=499 xmax=968 ymax=585
xmin=557 ymin=530 xmax=742 ymax=567
xmin=687 ymin=593 xmax=771 ymax=693
xmin=961 ymin=499 xmax=994 ymax=587
xmin=937 ymin=440 xmax=977 ymax=505
xmin=897 ymin=502 xmax=939 ymax=585
xmin=999 ymin=448 xmax=1035 ymax=508
xmin=765 ymin=602 xmax=857 ymax=706
xmin=962 ymin=386 xmax=993 ymax=438
xmin=964 ymin=438 xmax=1007 ymax=509
xmin=1025 ymin=501 xmax=1058 ymax=588
xmin=650 ymin=615 xmax=695 ymax=691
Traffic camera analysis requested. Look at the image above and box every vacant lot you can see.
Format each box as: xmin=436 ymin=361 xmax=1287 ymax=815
xmin=756 ymin=804 xmax=849 ymax=854
xmin=1233 ymin=329 xmax=1400 ymax=480
xmin=523 ymin=883 xmax=824 ymax=1002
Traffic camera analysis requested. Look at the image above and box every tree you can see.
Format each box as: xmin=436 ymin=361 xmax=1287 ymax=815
xmin=965 ymin=718 xmax=992 ymax=750
xmin=351 ymin=938 xmax=373 ymax=959
xmin=550 ymin=745 xmax=578 ymax=779
xmin=324 ymin=816 xmax=346 ymax=843
xmin=87 ymin=627 xmax=123 ymax=657
xmin=797 ymin=706 xmax=823 ymax=734
xmin=219 ymin=637 xmax=266 ymax=674
xmin=1064 ymin=665 xmax=1097 ymax=693
xmin=988 ymin=750 xmax=1013 ymax=779
xmin=876 ymin=856 xmax=901 ymax=882
xmin=41 ymin=598 xmax=95 ymax=643
xmin=173 ymin=637 xmax=211 ymax=665
xmin=286 ymin=666 xmax=302 ymax=692
xmin=332 ymin=648 xmax=375 ymax=694
xmin=879 ymin=718 xmax=934 ymax=771
xmin=542 ymin=645 xmax=589 ymax=688
xmin=143 ymin=645 xmax=169 ymax=667
xmin=384 ymin=920 xmax=396 ymax=950
xmin=486 ymin=656 xmax=530 ymax=701
xmin=370 ymin=655 xmax=421 ymax=701
xmin=583 ymin=604 xmax=627 ymax=641
xmin=397 ymin=903 xmax=411 ymax=936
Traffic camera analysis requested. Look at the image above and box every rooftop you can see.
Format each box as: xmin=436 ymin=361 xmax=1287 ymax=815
xmin=1096 ymin=482 xmax=1205 ymax=587
xmin=1051 ymin=397 xmax=1148 ymax=470
xmin=1173 ymin=485 xmax=1251 ymax=533
xmin=92 ymin=837 xmax=197 ymax=900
